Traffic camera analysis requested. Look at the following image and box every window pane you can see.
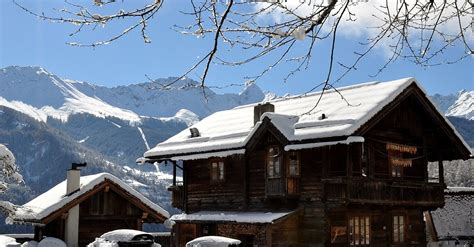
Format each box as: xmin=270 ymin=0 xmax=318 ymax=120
xmin=355 ymin=217 xmax=359 ymax=245
xmin=219 ymin=162 xmax=224 ymax=180
xmin=360 ymin=218 xmax=365 ymax=244
xmin=365 ymin=217 xmax=370 ymax=244
xmin=274 ymin=159 xmax=280 ymax=176
xmin=211 ymin=162 xmax=216 ymax=180
xmin=349 ymin=218 xmax=354 ymax=245
xmin=268 ymin=161 xmax=274 ymax=177
xmin=289 ymin=154 xmax=299 ymax=176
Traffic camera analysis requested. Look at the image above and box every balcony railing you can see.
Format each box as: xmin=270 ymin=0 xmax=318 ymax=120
xmin=324 ymin=178 xmax=444 ymax=207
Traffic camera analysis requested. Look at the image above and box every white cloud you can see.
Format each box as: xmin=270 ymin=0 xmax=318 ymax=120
xmin=253 ymin=0 xmax=473 ymax=57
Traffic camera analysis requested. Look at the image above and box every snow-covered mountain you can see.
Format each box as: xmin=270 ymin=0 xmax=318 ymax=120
xmin=431 ymin=90 xmax=474 ymax=120
xmin=445 ymin=90 xmax=474 ymax=120
xmin=0 ymin=66 xmax=267 ymax=164
xmin=0 ymin=66 xmax=264 ymax=123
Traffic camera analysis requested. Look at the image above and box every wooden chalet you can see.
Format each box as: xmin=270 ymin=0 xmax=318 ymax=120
xmin=142 ymin=78 xmax=471 ymax=246
xmin=3 ymin=171 xmax=169 ymax=247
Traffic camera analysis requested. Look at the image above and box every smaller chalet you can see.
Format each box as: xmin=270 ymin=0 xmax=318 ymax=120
xmin=1 ymin=168 xmax=169 ymax=247
xmin=425 ymin=187 xmax=474 ymax=246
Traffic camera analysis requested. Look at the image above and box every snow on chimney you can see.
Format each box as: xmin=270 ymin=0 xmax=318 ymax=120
xmin=254 ymin=102 xmax=275 ymax=125
xmin=65 ymin=162 xmax=86 ymax=247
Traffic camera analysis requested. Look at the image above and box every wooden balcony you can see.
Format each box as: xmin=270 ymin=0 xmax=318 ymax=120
xmin=324 ymin=178 xmax=444 ymax=208
xmin=168 ymin=185 xmax=184 ymax=210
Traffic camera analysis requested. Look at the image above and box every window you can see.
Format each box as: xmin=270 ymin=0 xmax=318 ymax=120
xmin=349 ymin=216 xmax=370 ymax=246
xmin=210 ymin=160 xmax=224 ymax=182
xmin=266 ymin=146 xmax=283 ymax=195
xmin=288 ymin=152 xmax=300 ymax=177
xmin=267 ymin=146 xmax=282 ymax=178
xmin=386 ymin=143 xmax=417 ymax=178
xmin=287 ymin=152 xmax=300 ymax=195
xmin=393 ymin=215 xmax=405 ymax=243
xmin=391 ymin=163 xmax=403 ymax=178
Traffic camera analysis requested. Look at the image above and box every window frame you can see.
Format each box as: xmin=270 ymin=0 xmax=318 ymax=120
xmin=209 ymin=159 xmax=225 ymax=183
xmin=348 ymin=215 xmax=371 ymax=246
xmin=392 ymin=214 xmax=406 ymax=243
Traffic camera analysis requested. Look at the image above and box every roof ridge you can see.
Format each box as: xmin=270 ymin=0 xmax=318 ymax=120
xmin=233 ymin=79 xmax=401 ymax=110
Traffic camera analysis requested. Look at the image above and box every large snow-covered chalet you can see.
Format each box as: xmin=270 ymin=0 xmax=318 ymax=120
xmin=142 ymin=78 xmax=471 ymax=246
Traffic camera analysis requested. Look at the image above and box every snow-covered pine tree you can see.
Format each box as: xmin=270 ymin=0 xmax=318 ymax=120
xmin=0 ymin=144 xmax=23 ymax=193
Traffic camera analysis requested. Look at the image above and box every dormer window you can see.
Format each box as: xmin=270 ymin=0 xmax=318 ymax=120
xmin=210 ymin=160 xmax=225 ymax=182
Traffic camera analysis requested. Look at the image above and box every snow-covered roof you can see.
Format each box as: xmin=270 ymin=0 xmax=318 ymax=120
xmin=170 ymin=211 xmax=294 ymax=224
xmin=4 ymin=173 xmax=169 ymax=224
xmin=445 ymin=186 xmax=474 ymax=193
xmin=145 ymin=78 xmax=471 ymax=159
xmin=429 ymin=187 xmax=474 ymax=239
xmin=186 ymin=236 xmax=241 ymax=247
xmin=100 ymin=229 xmax=151 ymax=242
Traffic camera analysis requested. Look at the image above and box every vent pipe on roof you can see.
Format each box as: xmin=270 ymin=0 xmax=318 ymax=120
xmin=254 ymin=102 xmax=275 ymax=125
xmin=65 ymin=162 xmax=86 ymax=247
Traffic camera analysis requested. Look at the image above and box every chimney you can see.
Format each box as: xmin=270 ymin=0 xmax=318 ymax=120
xmin=66 ymin=163 xmax=86 ymax=194
xmin=65 ymin=162 xmax=86 ymax=247
xmin=254 ymin=102 xmax=275 ymax=125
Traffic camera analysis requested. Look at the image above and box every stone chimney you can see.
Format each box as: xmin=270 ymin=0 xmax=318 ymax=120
xmin=65 ymin=163 xmax=86 ymax=247
xmin=254 ymin=102 xmax=275 ymax=125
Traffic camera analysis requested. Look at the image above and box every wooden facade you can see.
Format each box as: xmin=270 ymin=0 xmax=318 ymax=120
xmin=34 ymin=179 xmax=167 ymax=247
xmin=155 ymin=84 xmax=470 ymax=246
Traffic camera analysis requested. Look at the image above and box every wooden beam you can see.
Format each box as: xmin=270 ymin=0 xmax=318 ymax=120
xmin=438 ymin=160 xmax=444 ymax=186
xmin=173 ymin=161 xmax=177 ymax=187
xmin=61 ymin=212 xmax=68 ymax=219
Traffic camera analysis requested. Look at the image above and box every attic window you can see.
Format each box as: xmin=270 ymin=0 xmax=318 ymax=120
xmin=189 ymin=127 xmax=200 ymax=138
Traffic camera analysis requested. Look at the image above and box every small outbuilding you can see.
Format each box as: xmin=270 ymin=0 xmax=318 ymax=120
xmin=425 ymin=187 xmax=474 ymax=246
xmin=2 ymin=169 xmax=169 ymax=247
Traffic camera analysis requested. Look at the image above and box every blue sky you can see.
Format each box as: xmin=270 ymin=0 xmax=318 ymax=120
xmin=0 ymin=1 xmax=472 ymax=96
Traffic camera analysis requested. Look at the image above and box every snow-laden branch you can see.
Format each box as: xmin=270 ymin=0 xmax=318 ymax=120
xmin=13 ymin=0 xmax=473 ymax=111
